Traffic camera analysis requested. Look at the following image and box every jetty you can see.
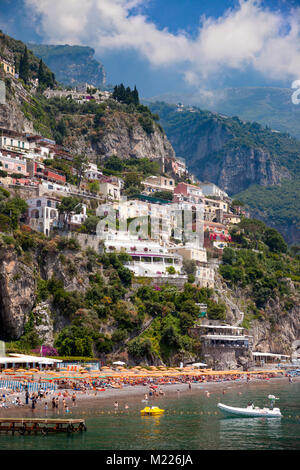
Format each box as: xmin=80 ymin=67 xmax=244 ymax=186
xmin=0 ymin=418 xmax=87 ymax=435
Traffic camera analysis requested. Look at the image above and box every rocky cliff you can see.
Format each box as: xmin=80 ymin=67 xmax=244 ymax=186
xmin=214 ymin=273 xmax=300 ymax=360
xmin=64 ymin=109 xmax=175 ymax=162
xmin=27 ymin=44 xmax=106 ymax=88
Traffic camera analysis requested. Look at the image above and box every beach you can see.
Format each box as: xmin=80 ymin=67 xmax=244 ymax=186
xmin=0 ymin=373 xmax=297 ymax=417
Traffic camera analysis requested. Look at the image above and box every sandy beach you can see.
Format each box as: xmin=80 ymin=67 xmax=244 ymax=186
xmin=0 ymin=374 xmax=297 ymax=417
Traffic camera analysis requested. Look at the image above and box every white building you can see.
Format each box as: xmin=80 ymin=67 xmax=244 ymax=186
xmin=142 ymin=175 xmax=175 ymax=194
xmin=99 ymin=181 xmax=121 ymax=200
xmin=103 ymin=232 xmax=185 ymax=278
xmin=27 ymin=196 xmax=87 ymax=235
xmin=84 ymin=163 xmax=103 ymax=181
xmin=0 ymin=132 xmax=30 ymax=152
xmin=27 ymin=196 xmax=60 ymax=236
xmin=198 ymin=182 xmax=229 ymax=200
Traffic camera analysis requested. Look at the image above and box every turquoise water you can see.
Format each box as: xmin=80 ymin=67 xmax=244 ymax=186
xmin=0 ymin=381 xmax=299 ymax=450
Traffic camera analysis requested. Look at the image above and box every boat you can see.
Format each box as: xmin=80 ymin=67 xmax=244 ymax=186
xmin=140 ymin=406 xmax=165 ymax=416
xmin=217 ymin=402 xmax=282 ymax=418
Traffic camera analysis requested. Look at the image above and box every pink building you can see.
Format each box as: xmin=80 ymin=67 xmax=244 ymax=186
xmin=0 ymin=151 xmax=28 ymax=176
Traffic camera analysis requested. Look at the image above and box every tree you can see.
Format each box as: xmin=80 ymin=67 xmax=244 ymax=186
xmin=132 ymin=85 xmax=139 ymax=106
xmin=38 ymin=59 xmax=46 ymax=85
xmin=182 ymin=259 xmax=197 ymax=276
xmin=19 ymin=46 xmax=29 ymax=84
xmin=0 ymin=197 xmax=28 ymax=230
xmin=57 ymin=197 xmax=82 ymax=230
xmin=88 ymin=180 xmax=100 ymax=194
xmin=124 ymin=172 xmax=144 ymax=195
xmin=73 ymin=154 xmax=89 ymax=188
xmin=80 ymin=215 xmax=100 ymax=234
xmin=263 ymin=228 xmax=287 ymax=253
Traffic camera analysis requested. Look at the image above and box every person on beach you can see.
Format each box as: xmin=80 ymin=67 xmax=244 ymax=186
xmin=114 ymin=401 xmax=118 ymax=409
xmin=188 ymin=382 xmax=192 ymax=390
xmin=52 ymin=397 xmax=56 ymax=410
xmin=31 ymin=396 xmax=36 ymax=411
xmin=44 ymin=402 xmax=48 ymax=412
xmin=72 ymin=393 xmax=76 ymax=406
xmin=25 ymin=390 xmax=29 ymax=405
xmin=125 ymin=404 xmax=129 ymax=410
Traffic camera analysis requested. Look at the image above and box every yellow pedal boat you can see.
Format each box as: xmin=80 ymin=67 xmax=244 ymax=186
xmin=140 ymin=406 xmax=165 ymax=416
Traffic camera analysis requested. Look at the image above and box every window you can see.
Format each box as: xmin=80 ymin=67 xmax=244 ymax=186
xmin=10 ymin=139 xmax=13 ymax=146
xmin=17 ymin=166 xmax=21 ymax=171
xmin=47 ymin=200 xmax=51 ymax=207
xmin=36 ymin=200 xmax=41 ymax=207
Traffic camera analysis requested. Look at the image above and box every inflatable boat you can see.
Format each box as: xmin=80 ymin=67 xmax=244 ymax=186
xmin=217 ymin=402 xmax=282 ymax=418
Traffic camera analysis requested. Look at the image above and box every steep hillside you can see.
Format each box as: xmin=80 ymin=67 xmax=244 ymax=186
xmin=148 ymin=87 xmax=300 ymax=140
xmin=0 ymin=31 xmax=55 ymax=86
xmin=149 ymin=102 xmax=300 ymax=244
xmin=28 ymin=44 xmax=106 ymax=88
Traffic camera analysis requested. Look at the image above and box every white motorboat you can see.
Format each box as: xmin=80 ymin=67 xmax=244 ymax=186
xmin=217 ymin=402 xmax=282 ymax=418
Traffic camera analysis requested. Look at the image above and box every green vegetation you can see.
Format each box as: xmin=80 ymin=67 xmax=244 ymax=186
xmin=0 ymin=31 xmax=55 ymax=86
xmin=219 ymin=219 xmax=300 ymax=317
xmin=113 ymin=84 xmax=139 ymax=106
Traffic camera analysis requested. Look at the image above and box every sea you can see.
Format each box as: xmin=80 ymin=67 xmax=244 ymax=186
xmin=0 ymin=379 xmax=299 ymax=451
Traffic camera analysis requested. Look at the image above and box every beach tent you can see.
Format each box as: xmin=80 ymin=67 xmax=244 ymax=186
xmin=113 ymin=361 xmax=126 ymax=366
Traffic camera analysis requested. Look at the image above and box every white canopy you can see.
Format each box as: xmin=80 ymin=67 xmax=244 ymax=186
xmin=112 ymin=361 xmax=126 ymax=365
xmin=192 ymin=362 xmax=207 ymax=367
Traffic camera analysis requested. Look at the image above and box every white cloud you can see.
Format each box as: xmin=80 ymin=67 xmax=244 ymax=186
xmin=25 ymin=0 xmax=300 ymax=85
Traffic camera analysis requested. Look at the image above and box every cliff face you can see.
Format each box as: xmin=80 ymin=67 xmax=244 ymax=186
xmin=0 ymin=72 xmax=35 ymax=133
xmin=149 ymin=108 xmax=289 ymax=195
xmin=0 ymin=248 xmax=36 ymax=340
xmin=0 ymin=244 xmax=90 ymax=342
xmin=214 ymin=274 xmax=300 ymax=361
xmin=197 ymin=145 xmax=286 ymax=195
xmin=28 ymin=44 xmax=106 ymax=88
xmin=65 ymin=110 xmax=175 ymax=162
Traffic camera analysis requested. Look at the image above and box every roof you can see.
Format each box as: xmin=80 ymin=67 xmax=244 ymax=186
xmin=200 ymin=324 xmax=244 ymax=330
xmin=252 ymin=352 xmax=290 ymax=358
xmin=0 ymin=354 xmax=62 ymax=364
xmin=201 ymin=335 xmax=251 ymax=341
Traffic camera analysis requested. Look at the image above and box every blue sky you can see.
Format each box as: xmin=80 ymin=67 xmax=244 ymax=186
xmin=0 ymin=0 xmax=300 ymax=96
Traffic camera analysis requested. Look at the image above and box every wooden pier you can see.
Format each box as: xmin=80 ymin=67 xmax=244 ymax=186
xmin=0 ymin=418 xmax=87 ymax=435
